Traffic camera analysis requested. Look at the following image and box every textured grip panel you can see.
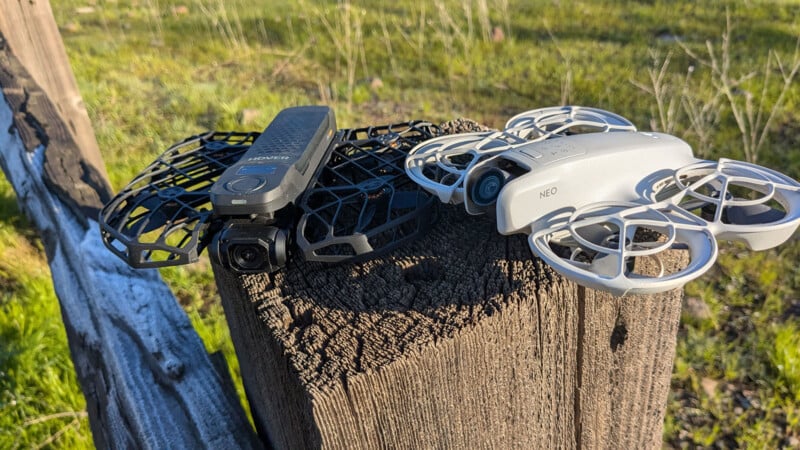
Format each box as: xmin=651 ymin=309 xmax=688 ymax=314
xmin=210 ymin=105 xmax=336 ymax=216
xmin=242 ymin=105 xmax=333 ymax=173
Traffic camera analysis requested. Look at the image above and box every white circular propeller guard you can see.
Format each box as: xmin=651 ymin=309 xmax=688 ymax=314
xmin=528 ymin=158 xmax=800 ymax=296
xmin=405 ymin=106 xmax=637 ymax=205
xmin=660 ymin=158 xmax=800 ymax=250
xmin=505 ymin=105 xmax=637 ymax=140
xmin=530 ymin=202 xmax=718 ymax=296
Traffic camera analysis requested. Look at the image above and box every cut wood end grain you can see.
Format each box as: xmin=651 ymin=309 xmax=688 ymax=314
xmin=233 ymin=205 xmax=687 ymax=386
xmin=237 ymin=208 xmax=550 ymax=392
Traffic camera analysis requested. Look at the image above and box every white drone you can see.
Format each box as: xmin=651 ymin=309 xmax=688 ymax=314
xmin=405 ymin=106 xmax=800 ymax=296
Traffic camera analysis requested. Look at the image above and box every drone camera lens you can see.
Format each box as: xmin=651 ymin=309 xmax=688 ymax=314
xmin=470 ymin=168 xmax=506 ymax=207
xmin=231 ymin=244 xmax=267 ymax=271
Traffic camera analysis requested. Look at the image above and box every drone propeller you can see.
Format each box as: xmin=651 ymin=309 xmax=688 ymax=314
xmin=405 ymin=105 xmax=637 ymax=208
xmin=726 ymin=203 xmax=786 ymax=225
xmin=659 ymin=158 xmax=800 ymax=250
xmin=529 ymin=202 xmax=718 ymax=296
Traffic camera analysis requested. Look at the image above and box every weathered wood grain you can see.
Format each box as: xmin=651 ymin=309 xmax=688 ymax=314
xmin=215 ymin=206 xmax=684 ymax=449
xmin=0 ymin=20 xmax=259 ymax=450
xmin=0 ymin=0 xmax=108 ymax=179
xmin=0 ymin=31 xmax=112 ymax=220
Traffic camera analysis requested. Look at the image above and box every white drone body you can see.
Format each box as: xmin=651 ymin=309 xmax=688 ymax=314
xmin=405 ymin=106 xmax=637 ymax=206
xmin=485 ymin=131 xmax=696 ymax=234
xmin=406 ymin=106 xmax=800 ymax=296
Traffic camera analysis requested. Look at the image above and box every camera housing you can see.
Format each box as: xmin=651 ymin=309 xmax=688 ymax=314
xmin=210 ymin=222 xmax=288 ymax=274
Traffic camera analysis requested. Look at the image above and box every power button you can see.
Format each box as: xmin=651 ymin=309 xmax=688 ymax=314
xmin=225 ymin=176 xmax=267 ymax=194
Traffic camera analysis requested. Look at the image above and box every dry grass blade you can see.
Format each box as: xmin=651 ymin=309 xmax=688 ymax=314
xmin=679 ymin=10 xmax=799 ymax=163
xmin=543 ymin=20 xmax=573 ymax=105
xmin=194 ymin=0 xmax=249 ymax=50
xmin=630 ymin=51 xmax=683 ymax=133
xmin=23 ymin=410 xmax=88 ymax=427
xmin=33 ymin=418 xmax=83 ymax=450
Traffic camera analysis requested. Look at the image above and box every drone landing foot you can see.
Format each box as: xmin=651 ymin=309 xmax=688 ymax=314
xmin=214 ymin=190 xmax=687 ymax=450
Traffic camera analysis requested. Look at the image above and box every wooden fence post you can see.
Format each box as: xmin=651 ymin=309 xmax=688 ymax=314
xmin=214 ymin=207 xmax=685 ymax=448
xmin=0 ymin=2 xmax=259 ymax=447
xmin=0 ymin=0 xmax=107 ymax=178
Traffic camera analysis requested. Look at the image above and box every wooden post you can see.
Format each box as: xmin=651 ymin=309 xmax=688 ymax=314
xmin=0 ymin=0 xmax=107 ymax=179
xmin=0 ymin=3 xmax=259 ymax=448
xmin=214 ymin=207 xmax=685 ymax=448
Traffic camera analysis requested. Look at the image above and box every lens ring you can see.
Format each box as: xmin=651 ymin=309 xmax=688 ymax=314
xmin=470 ymin=168 xmax=505 ymax=206
xmin=231 ymin=244 xmax=267 ymax=271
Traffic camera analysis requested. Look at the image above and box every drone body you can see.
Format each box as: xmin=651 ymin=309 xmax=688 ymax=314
xmin=483 ymin=131 xmax=696 ymax=234
xmin=406 ymin=106 xmax=800 ymax=296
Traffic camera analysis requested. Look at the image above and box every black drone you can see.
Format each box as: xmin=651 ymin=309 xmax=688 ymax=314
xmin=100 ymin=106 xmax=440 ymax=273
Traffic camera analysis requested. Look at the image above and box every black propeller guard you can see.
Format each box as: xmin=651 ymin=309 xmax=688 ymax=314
xmin=296 ymin=122 xmax=441 ymax=261
xmin=100 ymin=131 xmax=256 ymax=267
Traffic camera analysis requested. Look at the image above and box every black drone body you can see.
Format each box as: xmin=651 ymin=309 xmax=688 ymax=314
xmin=100 ymin=106 xmax=441 ymax=273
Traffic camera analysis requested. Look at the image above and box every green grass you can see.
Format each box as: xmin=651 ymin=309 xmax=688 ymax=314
xmin=0 ymin=180 xmax=92 ymax=449
xmin=1 ymin=0 xmax=799 ymax=447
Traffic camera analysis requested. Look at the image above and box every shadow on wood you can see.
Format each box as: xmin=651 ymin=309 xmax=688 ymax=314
xmin=215 ymin=207 xmax=685 ymax=449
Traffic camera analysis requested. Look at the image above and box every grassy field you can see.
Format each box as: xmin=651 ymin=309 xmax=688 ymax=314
xmin=1 ymin=0 xmax=799 ymax=447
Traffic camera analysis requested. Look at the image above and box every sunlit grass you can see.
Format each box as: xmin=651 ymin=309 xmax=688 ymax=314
xmin=0 ymin=178 xmax=92 ymax=449
xmin=772 ymin=324 xmax=800 ymax=401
